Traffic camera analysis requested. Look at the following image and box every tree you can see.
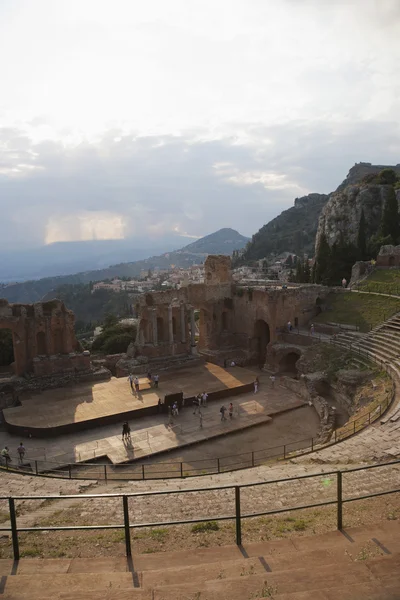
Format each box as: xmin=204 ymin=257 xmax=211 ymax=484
xmin=380 ymin=186 xmax=400 ymax=245
xmin=314 ymin=232 xmax=331 ymax=284
xmin=103 ymin=313 xmax=119 ymax=329
xmin=295 ymin=260 xmax=303 ymax=283
xmin=303 ymin=259 xmax=311 ymax=283
xmin=357 ymin=209 xmax=367 ymax=260
xmin=378 ymin=168 xmax=398 ymax=185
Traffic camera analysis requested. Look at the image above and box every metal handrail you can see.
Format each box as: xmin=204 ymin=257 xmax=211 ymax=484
xmin=1 ymin=458 xmax=399 ymax=560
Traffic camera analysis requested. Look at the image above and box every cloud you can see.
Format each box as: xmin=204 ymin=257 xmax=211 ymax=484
xmin=0 ymin=0 xmax=399 ymax=252
xmin=1 ymin=119 xmax=400 ymax=251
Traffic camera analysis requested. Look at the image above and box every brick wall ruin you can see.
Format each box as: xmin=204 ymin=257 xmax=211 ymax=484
xmin=0 ymin=299 xmax=89 ymax=376
xmin=134 ymin=255 xmax=328 ymax=367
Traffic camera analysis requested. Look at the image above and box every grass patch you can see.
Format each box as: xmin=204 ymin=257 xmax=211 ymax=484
xmin=191 ymin=521 xmax=220 ymax=534
xmin=314 ymin=291 xmax=400 ymax=331
xmin=358 ymin=269 xmax=400 ymax=295
xmin=149 ymin=527 xmax=168 ymax=542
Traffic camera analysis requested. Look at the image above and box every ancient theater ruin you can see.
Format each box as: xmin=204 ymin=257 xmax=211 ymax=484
xmin=0 ymin=298 xmax=89 ymax=377
xmin=134 ymin=255 xmax=327 ymax=368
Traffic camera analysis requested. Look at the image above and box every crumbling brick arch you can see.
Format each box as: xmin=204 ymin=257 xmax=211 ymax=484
xmin=157 ymin=317 xmax=165 ymax=343
xmin=36 ymin=331 xmax=47 ymax=356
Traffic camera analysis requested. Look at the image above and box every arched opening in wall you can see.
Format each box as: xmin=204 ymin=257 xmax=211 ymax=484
xmin=279 ymin=351 xmax=300 ymax=377
xmin=253 ymin=319 xmax=270 ymax=367
xmin=221 ymin=311 xmax=228 ymax=331
xmin=315 ymin=297 xmax=322 ymax=316
xmin=389 ymin=256 xmax=395 ymax=267
xmin=157 ymin=317 xmax=165 ymax=343
xmin=53 ymin=330 xmax=64 ymax=354
xmin=36 ymin=331 xmax=47 ymax=356
xmin=0 ymin=327 xmax=15 ymax=376
xmin=172 ymin=316 xmax=177 ymax=339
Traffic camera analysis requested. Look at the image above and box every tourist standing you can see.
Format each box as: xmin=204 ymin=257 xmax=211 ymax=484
xmin=202 ymin=391 xmax=208 ymax=406
xmin=220 ymin=405 xmax=226 ymax=421
xmin=229 ymin=403 xmax=233 ymax=419
xmin=172 ymin=402 xmax=178 ymax=416
xmin=134 ymin=376 xmax=140 ymax=395
xmin=270 ymin=374 xmax=276 ymax=388
xmin=287 ymin=320 xmax=292 ymax=332
xmin=157 ymin=398 xmax=162 ymax=413
xmin=342 ymin=277 xmax=347 ymax=288
xmin=17 ymin=442 xmax=26 ymax=464
xmin=1 ymin=446 xmax=11 ymax=464
xmin=254 ymin=379 xmax=258 ymax=393
xmin=310 ymin=324 xmax=315 ymax=336
xmin=154 ymin=374 xmax=159 ymax=388
xmin=147 ymin=371 xmax=152 ymax=383
xmin=128 ymin=373 xmax=134 ymax=393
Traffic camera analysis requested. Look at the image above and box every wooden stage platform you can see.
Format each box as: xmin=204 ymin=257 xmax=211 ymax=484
xmin=4 ymin=363 xmax=257 ymax=437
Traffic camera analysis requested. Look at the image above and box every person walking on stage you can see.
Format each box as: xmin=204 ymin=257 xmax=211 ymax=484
xmin=154 ymin=374 xmax=159 ymax=388
xmin=17 ymin=442 xmax=26 ymax=464
xmin=202 ymin=391 xmax=208 ymax=407
xmin=229 ymin=402 xmax=234 ymax=419
xmin=133 ymin=376 xmax=140 ymax=395
xmin=128 ymin=373 xmax=134 ymax=393
xmin=220 ymin=405 xmax=227 ymax=421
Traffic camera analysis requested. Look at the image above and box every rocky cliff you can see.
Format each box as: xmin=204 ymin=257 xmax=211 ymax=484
xmin=315 ymin=184 xmax=396 ymax=251
xmin=336 ymin=162 xmax=400 ymax=192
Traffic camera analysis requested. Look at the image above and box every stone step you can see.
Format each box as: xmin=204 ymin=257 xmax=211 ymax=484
xmin=150 ymin=561 xmax=380 ymax=599
xmin=0 ymin=572 xmax=144 ymax=599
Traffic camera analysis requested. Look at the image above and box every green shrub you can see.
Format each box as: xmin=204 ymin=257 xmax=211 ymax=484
xmin=102 ymin=333 xmax=133 ymax=354
xmin=191 ymin=521 xmax=219 ymax=533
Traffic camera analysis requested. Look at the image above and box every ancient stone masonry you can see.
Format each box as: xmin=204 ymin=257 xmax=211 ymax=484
xmin=376 ymin=245 xmax=400 ymax=268
xmin=134 ymin=255 xmax=328 ymax=367
xmin=0 ymin=298 xmax=89 ymax=376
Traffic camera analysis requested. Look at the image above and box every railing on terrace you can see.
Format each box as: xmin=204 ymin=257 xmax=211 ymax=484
xmin=0 ymin=459 xmax=399 ymax=561
xmin=0 ymin=389 xmax=392 ymax=482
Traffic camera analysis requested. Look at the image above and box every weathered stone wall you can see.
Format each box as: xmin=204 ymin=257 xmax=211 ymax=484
xmin=376 ymin=245 xmax=400 ymax=267
xmin=134 ymin=255 xmax=328 ymax=367
xmin=0 ymin=298 xmax=83 ymax=376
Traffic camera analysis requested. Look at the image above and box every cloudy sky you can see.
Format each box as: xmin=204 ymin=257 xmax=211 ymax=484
xmin=1 ymin=0 xmax=399 ymax=251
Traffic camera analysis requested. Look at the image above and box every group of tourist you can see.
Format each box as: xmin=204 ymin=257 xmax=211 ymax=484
xmin=219 ymin=403 xmax=234 ymax=420
xmin=1 ymin=442 xmax=26 ymax=465
xmin=128 ymin=372 xmax=160 ymax=395
xmin=193 ymin=391 xmax=208 ymax=413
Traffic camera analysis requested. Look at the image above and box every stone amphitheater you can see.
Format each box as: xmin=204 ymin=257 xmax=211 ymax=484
xmin=0 ymin=307 xmax=400 ymax=599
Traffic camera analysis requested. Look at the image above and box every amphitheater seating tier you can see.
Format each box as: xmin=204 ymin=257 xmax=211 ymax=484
xmin=0 ymin=522 xmax=399 ymax=599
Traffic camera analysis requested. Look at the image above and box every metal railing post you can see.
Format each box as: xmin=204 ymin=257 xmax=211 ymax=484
xmin=353 ymin=421 xmax=356 ymax=434
xmin=311 ymin=438 xmax=313 ymax=452
xmin=35 ymin=460 xmax=38 ymax=475
xmin=9 ymin=497 xmax=19 ymax=560
xmin=142 ymin=464 xmax=145 ymax=480
xmin=251 ymin=451 xmax=255 ymax=467
xmin=122 ymin=495 xmax=132 ymax=557
xmin=180 ymin=462 xmax=183 ymax=478
xmin=104 ymin=465 xmax=107 ymax=483
xmin=337 ymin=471 xmax=343 ymax=530
xmin=235 ymin=486 xmax=242 ymax=546
xmin=68 ymin=464 xmax=72 ymax=479
xmin=283 ymin=445 xmax=286 ymax=459
xmin=217 ymin=458 xmax=220 ymax=473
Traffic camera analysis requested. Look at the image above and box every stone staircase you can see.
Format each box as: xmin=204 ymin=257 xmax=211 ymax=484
xmin=332 ymin=312 xmax=400 ymax=379
xmin=0 ymin=521 xmax=399 ymax=599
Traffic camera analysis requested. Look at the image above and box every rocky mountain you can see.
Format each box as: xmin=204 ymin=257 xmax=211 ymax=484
xmin=237 ymin=193 xmax=329 ymax=262
xmin=0 ymin=228 xmax=248 ymax=304
xmin=237 ymin=162 xmax=400 ymax=265
xmin=315 ymin=166 xmax=400 ymax=253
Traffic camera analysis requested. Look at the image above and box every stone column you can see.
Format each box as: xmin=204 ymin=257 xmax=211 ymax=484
xmin=190 ymin=306 xmax=197 ymax=354
xmin=180 ymin=304 xmax=186 ymax=344
xmin=168 ymin=305 xmax=174 ymax=344
xmin=152 ymin=309 xmax=158 ymax=345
